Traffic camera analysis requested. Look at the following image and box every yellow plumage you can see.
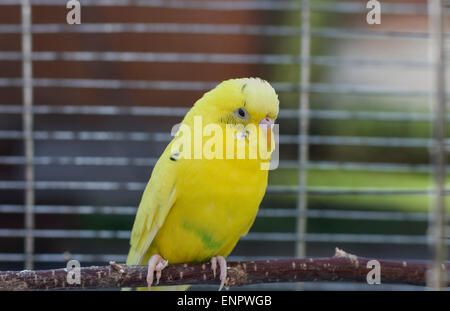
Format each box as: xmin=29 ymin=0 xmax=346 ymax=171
xmin=125 ymin=78 xmax=279 ymax=290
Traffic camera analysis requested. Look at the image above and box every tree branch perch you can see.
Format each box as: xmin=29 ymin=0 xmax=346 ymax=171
xmin=0 ymin=248 xmax=448 ymax=290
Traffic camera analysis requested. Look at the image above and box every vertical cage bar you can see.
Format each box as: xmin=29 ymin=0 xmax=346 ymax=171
xmin=296 ymin=0 xmax=311 ymax=260
xmin=21 ymin=0 xmax=35 ymax=270
xmin=427 ymin=0 xmax=447 ymax=290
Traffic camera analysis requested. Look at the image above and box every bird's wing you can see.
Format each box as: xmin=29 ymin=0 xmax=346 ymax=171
xmin=126 ymin=147 xmax=178 ymax=265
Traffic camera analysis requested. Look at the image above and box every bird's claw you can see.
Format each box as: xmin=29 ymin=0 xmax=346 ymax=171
xmin=210 ymin=255 xmax=227 ymax=291
xmin=147 ymin=254 xmax=168 ymax=290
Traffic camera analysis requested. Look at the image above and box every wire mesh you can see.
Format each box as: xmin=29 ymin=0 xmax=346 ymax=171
xmin=0 ymin=0 xmax=449 ymax=290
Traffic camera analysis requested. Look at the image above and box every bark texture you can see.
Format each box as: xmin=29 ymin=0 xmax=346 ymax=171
xmin=0 ymin=248 xmax=448 ymax=290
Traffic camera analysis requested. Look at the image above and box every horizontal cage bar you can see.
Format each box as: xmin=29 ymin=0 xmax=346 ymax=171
xmin=0 ymin=181 xmax=443 ymax=196
xmin=0 ymin=51 xmax=436 ymax=69
xmin=1 ymin=204 xmax=446 ymax=222
xmin=0 ymin=129 xmax=443 ymax=148
xmin=0 ymin=156 xmax=446 ymax=173
xmin=0 ymin=23 xmax=446 ymax=42
xmin=0 ymin=78 xmax=440 ymax=97
xmin=1 ymin=105 xmax=447 ymax=122
xmin=0 ymin=229 xmax=442 ymax=245
xmin=0 ymin=0 xmax=444 ymax=16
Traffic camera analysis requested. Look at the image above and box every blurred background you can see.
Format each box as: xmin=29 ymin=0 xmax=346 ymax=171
xmin=0 ymin=0 xmax=449 ymax=290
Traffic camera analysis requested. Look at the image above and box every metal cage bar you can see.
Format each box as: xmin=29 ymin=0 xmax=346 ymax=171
xmin=0 ymin=0 xmax=448 ymax=16
xmin=20 ymin=0 xmax=35 ymax=271
xmin=1 ymin=22 xmax=450 ymax=42
xmin=296 ymin=0 xmax=310 ymax=263
xmin=0 ymin=78 xmax=444 ymax=97
xmin=427 ymin=0 xmax=448 ymax=290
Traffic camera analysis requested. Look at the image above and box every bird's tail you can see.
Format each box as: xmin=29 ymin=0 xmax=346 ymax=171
xmin=137 ymin=285 xmax=190 ymax=291
xmin=121 ymin=281 xmax=190 ymax=291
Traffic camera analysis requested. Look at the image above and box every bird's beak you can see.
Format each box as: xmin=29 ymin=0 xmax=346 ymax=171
xmin=259 ymin=117 xmax=274 ymax=152
xmin=259 ymin=117 xmax=274 ymax=129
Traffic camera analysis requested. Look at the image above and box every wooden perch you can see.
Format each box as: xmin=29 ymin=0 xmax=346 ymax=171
xmin=0 ymin=248 xmax=448 ymax=290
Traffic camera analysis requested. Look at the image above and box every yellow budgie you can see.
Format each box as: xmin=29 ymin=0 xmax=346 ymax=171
xmin=125 ymin=77 xmax=279 ymax=291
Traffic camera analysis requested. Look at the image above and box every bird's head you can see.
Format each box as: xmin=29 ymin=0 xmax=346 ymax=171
xmin=176 ymin=78 xmax=279 ymax=167
xmin=197 ymin=77 xmax=279 ymax=129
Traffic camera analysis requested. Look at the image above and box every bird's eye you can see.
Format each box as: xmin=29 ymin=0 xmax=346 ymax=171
xmin=235 ymin=107 xmax=249 ymax=120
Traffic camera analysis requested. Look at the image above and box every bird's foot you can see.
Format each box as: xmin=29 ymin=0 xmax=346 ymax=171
xmin=147 ymin=254 xmax=168 ymax=290
xmin=210 ymin=255 xmax=227 ymax=291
